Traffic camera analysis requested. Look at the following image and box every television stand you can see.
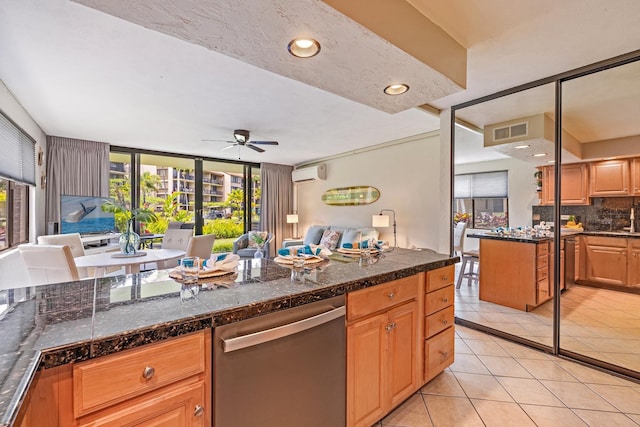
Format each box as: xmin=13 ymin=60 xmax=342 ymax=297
xmin=81 ymin=233 xmax=121 ymax=254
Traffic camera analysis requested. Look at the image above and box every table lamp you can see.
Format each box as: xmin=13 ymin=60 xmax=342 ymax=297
xmin=372 ymin=209 xmax=397 ymax=250
xmin=287 ymin=213 xmax=299 ymax=238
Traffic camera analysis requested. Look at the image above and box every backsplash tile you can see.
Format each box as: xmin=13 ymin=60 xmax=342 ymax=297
xmin=533 ymin=197 xmax=639 ymax=231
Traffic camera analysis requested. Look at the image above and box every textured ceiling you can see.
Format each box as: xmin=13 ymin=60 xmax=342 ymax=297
xmin=0 ymin=0 xmax=639 ymax=167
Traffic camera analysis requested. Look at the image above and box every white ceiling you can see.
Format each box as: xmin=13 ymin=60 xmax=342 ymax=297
xmin=0 ymin=0 xmax=639 ymax=166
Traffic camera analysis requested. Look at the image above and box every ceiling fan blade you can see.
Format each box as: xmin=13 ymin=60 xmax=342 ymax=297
xmin=247 ymin=144 xmax=265 ymax=153
xmin=250 ymin=140 xmax=279 ymax=145
xmin=222 ymin=144 xmax=238 ymax=150
xmin=202 ymin=139 xmax=235 ymax=143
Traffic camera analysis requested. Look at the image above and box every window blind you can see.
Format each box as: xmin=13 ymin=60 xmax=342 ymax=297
xmin=454 ymin=170 xmax=508 ymax=198
xmin=0 ymin=110 xmax=36 ymax=186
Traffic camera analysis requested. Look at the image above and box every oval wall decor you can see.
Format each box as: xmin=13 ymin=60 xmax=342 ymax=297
xmin=321 ymin=186 xmax=380 ymax=206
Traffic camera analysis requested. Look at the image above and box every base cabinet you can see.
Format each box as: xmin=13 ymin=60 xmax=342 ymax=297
xmin=628 ymin=240 xmax=640 ymax=288
xmin=18 ymin=330 xmax=211 ymax=427
xmin=424 ymin=265 xmax=455 ymax=383
xmin=583 ymin=236 xmax=628 ymax=286
xmin=346 ymin=275 xmax=422 ymax=427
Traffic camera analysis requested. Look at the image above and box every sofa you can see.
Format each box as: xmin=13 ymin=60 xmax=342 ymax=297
xmin=282 ymin=225 xmax=379 ymax=251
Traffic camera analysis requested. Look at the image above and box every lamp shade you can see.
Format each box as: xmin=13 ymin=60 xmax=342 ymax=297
xmin=287 ymin=214 xmax=299 ymax=224
xmin=372 ymin=214 xmax=390 ymax=228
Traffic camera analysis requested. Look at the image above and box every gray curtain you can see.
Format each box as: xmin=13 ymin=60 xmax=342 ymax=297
xmin=260 ymin=163 xmax=293 ymax=257
xmin=45 ymin=136 xmax=110 ymax=227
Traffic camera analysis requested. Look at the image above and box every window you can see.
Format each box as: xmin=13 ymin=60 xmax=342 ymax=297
xmin=0 ymin=110 xmax=35 ymax=251
xmin=454 ymin=171 xmax=509 ymax=229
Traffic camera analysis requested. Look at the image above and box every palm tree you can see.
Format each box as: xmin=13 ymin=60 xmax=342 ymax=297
xmin=140 ymin=171 xmax=161 ymax=205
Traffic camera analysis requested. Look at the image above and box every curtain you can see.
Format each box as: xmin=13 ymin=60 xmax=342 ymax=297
xmin=45 ymin=136 xmax=110 ymax=226
xmin=260 ymin=163 xmax=293 ymax=257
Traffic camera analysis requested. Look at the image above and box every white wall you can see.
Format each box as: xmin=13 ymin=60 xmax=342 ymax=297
xmin=455 ymin=157 xmax=538 ymax=251
xmin=0 ymin=79 xmax=46 ymax=287
xmin=295 ymin=132 xmax=445 ymax=251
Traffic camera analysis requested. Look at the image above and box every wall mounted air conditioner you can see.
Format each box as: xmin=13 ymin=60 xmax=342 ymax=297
xmin=292 ymin=164 xmax=327 ymax=183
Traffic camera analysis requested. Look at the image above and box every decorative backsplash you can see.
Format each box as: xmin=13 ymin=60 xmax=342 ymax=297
xmin=533 ymin=197 xmax=639 ymax=231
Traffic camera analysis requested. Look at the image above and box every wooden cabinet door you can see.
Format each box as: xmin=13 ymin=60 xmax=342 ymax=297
xmin=585 ymin=245 xmax=628 ymax=286
xmin=540 ymin=164 xmax=589 ymax=205
xmin=632 ymin=158 xmax=640 ymax=196
xmin=347 ymin=313 xmax=387 ymax=427
xmin=590 ymin=160 xmax=630 ymax=196
xmin=77 ymin=381 xmax=206 ymax=427
xmin=628 ymin=248 xmax=640 ymax=288
xmin=387 ymin=301 xmax=418 ymax=408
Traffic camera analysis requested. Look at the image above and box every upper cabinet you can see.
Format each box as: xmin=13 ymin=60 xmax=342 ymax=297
xmin=632 ymin=158 xmax=640 ymax=196
xmin=590 ymin=159 xmax=630 ymax=196
xmin=540 ymin=163 xmax=589 ymax=205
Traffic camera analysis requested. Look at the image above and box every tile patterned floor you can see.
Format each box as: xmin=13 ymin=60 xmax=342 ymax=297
xmin=374 ymin=325 xmax=640 ymax=427
xmin=454 ymin=263 xmax=640 ymax=373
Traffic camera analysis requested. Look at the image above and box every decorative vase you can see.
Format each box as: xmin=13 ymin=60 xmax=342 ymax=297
xmin=254 ymin=245 xmax=264 ymax=259
xmin=119 ymin=220 xmax=140 ymax=255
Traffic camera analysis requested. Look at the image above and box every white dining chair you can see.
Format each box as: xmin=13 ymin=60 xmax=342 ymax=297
xmin=186 ymin=234 xmax=216 ymax=260
xmin=37 ymin=233 xmax=89 ymax=278
xmin=18 ymin=244 xmax=80 ymax=285
xmin=157 ymin=228 xmax=193 ymax=268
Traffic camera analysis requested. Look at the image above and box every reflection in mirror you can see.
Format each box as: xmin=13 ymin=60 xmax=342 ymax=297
xmin=453 ymin=83 xmax=557 ymax=348
xmin=559 ymin=59 xmax=640 ymax=374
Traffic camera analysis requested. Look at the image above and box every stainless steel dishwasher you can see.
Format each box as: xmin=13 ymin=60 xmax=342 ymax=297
xmin=213 ymin=295 xmax=346 ymax=427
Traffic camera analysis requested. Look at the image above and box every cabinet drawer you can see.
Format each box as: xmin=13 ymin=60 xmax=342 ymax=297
xmin=73 ymin=332 xmax=206 ymax=417
xmin=347 ymin=275 xmax=419 ymax=321
xmin=537 ymin=254 xmax=548 ymax=270
xmin=537 ymin=267 xmax=548 ymax=282
xmin=424 ymin=327 xmax=454 ymax=383
xmin=537 ymin=243 xmax=549 ymax=256
xmin=424 ymin=286 xmax=454 ymax=316
xmin=425 ymin=306 xmax=454 ymax=338
xmin=537 ymin=280 xmax=549 ymax=303
xmin=426 ymin=265 xmax=454 ymax=292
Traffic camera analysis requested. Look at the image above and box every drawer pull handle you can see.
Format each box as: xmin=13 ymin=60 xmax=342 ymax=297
xmin=442 ymin=320 xmax=448 ymax=325
xmin=142 ymin=366 xmax=155 ymax=380
xmin=194 ymin=405 xmax=205 ymax=417
xmin=385 ymin=322 xmax=396 ymax=331
xmin=442 ymin=297 xmax=448 ymax=303
xmin=440 ymin=351 xmax=449 ymax=358
xmin=388 ymin=292 xmax=395 ymax=299
xmin=441 ymin=275 xmax=449 ymax=281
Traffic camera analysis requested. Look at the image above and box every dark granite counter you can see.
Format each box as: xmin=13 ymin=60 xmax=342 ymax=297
xmin=468 ymin=231 xmax=640 ymax=244
xmin=0 ymin=248 xmax=455 ymax=427
xmin=580 ymin=231 xmax=640 ymax=239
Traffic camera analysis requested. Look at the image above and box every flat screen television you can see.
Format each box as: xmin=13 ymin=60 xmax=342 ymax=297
xmin=60 ymin=195 xmax=116 ymax=235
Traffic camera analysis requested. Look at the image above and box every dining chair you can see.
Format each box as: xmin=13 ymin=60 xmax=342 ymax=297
xmin=18 ymin=244 xmax=80 ymax=285
xmin=186 ymin=234 xmax=216 ymax=260
xmin=453 ymin=222 xmax=479 ymax=289
xmin=37 ymin=233 xmax=89 ymax=278
xmin=159 ymin=228 xmax=193 ymax=268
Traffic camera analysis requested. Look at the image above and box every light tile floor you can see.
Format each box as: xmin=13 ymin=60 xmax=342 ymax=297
xmin=374 ymin=325 xmax=640 ymax=427
xmin=454 ymin=262 xmax=640 ymax=373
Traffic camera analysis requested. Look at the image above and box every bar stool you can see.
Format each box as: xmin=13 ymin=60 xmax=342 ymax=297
xmin=453 ymin=222 xmax=479 ymax=289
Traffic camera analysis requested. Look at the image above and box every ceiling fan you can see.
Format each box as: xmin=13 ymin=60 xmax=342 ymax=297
xmin=202 ymin=129 xmax=279 ymax=153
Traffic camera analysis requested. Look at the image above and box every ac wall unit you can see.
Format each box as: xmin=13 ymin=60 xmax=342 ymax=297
xmin=292 ymin=164 xmax=327 ymax=183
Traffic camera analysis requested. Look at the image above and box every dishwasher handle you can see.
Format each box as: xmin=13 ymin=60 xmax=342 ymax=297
xmin=222 ymin=305 xmax=346 ymax=353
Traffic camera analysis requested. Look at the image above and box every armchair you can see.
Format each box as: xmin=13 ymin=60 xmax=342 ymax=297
xmin=233 ymin=231 xmax=273 ymax=259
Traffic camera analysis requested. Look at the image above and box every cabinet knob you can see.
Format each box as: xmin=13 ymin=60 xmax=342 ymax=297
xmin=385 ymin=322 xmax=396 ymax=331
xmin=388 ymin=292 xmax=395 ymax=299
xmin=194 ymin=405 xmax=205 ymax=417
xmin=440 ymin=351 xmax=449 ymax=358
xmin=442 ymin=319 xmax=448 ymax=326
xmin=441 ymin=275 xmax=449 ymax=281
xmin=142 ymin=366 xmax=155 ymax=380
xmin=442 ymin=297 xmax=448 ymax=303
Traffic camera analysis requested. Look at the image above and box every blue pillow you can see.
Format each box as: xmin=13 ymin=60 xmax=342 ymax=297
xmin=304 ymin=225 xmax=326 ymax=245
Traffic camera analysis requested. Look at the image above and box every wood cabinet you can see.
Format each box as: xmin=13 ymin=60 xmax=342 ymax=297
xmin=540 ymin=163 xmax=590 ymax=205
xmin=18 ymin=330 xmax=211 ymax=427
xmin=424 ymin=266 xmax=455 ymax=383
xmin=582 ymin=236 xmax=628 ymax=286
xmin=629 ymin=239 xmax=640 ymax=288
xmin=632 ymin=158 xmax=640 ymax=196
xmin=590 ymin=159 xmax=630 ymax=196
xmin=346 ymin=274 xmax=422 ymax=427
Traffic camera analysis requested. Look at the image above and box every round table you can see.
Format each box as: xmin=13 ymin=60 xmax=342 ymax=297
xmin=75 ymin=249 xmax=185 ymax=277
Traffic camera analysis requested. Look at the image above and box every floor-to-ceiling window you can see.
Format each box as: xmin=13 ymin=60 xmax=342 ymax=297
xmin=109 ymin=148 xmax=259 ymax=254
xmin=451 ymin=51 xmax=640 ymax=380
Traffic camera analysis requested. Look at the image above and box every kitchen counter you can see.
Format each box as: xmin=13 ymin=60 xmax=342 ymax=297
xmin=468 ymin=231 xmax=580 ymax=244
xmin=0 ymin=249 xmax=456 ymax=426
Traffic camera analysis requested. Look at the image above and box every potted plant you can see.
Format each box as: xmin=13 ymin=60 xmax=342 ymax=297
xmin=534 ymin=171 xmax=543 ymax=192
xmin=104 ymin=202 xmax=157 ymax=255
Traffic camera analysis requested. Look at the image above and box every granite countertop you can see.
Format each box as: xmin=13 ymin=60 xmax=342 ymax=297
xmin=0 ymin=248 xmax=455 ymax=427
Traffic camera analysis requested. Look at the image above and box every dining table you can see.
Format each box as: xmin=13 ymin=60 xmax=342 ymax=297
xmin=74 ymin=248 xmax=185 ymax=277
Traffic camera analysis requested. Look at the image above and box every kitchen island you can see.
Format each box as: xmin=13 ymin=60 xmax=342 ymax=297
xmin=468 ymin=233 xmax=567 ymax=311
xmin=0 ymin=249 xmax=456 ymax=427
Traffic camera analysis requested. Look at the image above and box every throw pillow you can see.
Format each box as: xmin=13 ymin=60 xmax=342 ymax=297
xmin=340 ymin=228 xmax=380 ymax=248
xmin=247 ymin=231 xmax=268 ymax=248
xmin=303 ymin=225 xmax=327 ymax=246
xmin=319 ymin=229 xmax=341 ymax=250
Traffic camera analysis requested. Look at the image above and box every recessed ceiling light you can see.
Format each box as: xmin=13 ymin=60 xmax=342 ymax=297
xmin=515 ymin=144 xmax=530 ymax=149
xmin=384 ymin=84 xmax=409 ymax=95
xmin=547 ymin=160 xmax=555 ymax=163
xmin=603 ymin=157 xmax=616 ymax=160
xmin=288 ymin=38 xmax=321 ymax=58
xmin=532 ymin=153 xmax=547 ymax=157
